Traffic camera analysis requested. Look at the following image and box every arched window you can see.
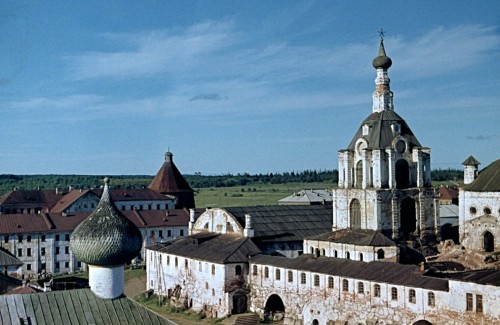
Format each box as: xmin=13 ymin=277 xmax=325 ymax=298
xmin=300 ymin=272 xmax=306 ymax=284
xmin=167 ymin=255 xmax=170 ymax=265
xmin=357 ymin=282 xmax=364 ymax=294
xmin=322 ymin=249 xmax=326 ymax=256
xmin=310 ymin=247 xmax=314 ymax=254
xmin=211 ymin=264 xmax=215 ymax=275
xmin=374 ymin=284 xmax=381 ymax=297
xmin=328 ymin=276 xmax=334 ymax=289
xmin=346 ymin=251 xmax=350 ymax=260
xmin=350 ymin=199 xmax=361 ymax=229
xmin=359 ymin=253 xmax=363 ymax=261
xmin=409 ymin=289 xmax=416 ymax=303
xmin=391 ymin=287 xmax=398 ymax=300
xmin=314 ymin=275 xmax=320 ymax=287
xmin=355 ymin=161 xmax=363 ymax=188
xmin=235 ymin=265 xmax=242 ymax=276
xmin=428 ymin=292 xmax=435 ymax=306
xmin=334 ymin=250 xmax=338 ymax=258
xmin=377 ymin=249 xmax=385 ymax=260
xmin=184 ymin=259 xmax=188 ymax=268
xmin=264 ymin=267 xmax=269 ymax=278
xmin=276 ymin=269 xmax=281 ymax=280
xmin=395 ymin=159 xmax=410 ymax=189
xmin=252 ymin=265 xmax=257 ymax=276
xmin=288 ymin=270 xmax=293 ymax=282
xmin=484 ymin=231 xmax=494 ymax=252
xmin=342 ymin=279 xmax=349 ymax=292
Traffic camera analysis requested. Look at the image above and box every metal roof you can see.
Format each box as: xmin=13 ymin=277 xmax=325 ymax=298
xmin=250 ymin=254 xmax=450 ymax=291
xmin=306 ymin=229 xmax=396 ymax=247
xmin=278 ymin=189 xmax=333 ymax=205
xmin=463 ymin=159 xmax=500 ymax=192
xmin=0 ymin=288 xmax=174 ymax=325
xmin=426 ymin=268 xmax=500 ymax=286
xmin=224 ymin=205 xmax=332 ymax=242
xmin=147 ymin=232 xmax=261 ymax=264
xmin=0 ymin=247 xmax=22 ymax=267
xmin=148 ymin=152 xmax=194 ymax=194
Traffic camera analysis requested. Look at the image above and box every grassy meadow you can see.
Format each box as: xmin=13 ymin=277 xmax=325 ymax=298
xmin=193 ymin=181 xmax=337 ymax=208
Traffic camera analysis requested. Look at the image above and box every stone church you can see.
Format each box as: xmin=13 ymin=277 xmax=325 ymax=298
xmin=333 ymin=38 xmax=439 ymax=244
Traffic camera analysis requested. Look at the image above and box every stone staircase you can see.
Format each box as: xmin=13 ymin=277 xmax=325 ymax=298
xmin=221 ymin=313 xmax=260 ymax=325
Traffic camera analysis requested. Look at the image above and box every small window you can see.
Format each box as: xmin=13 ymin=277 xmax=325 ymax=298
xmin=26 ymin=263 xmax=31 ymax=271
xmin=342 ymin=279 xmax=348 ymax=292
xmin=301 ymin=272 xmax=306 ymax=284
xmin=288 ymin=270 xmax=293 ymax=282
xmin=357 ymin=282 xmax=364 ymax=294
xmin=199 ymin=262 xmax=202 ymax=272
xmin=252 ymin=265 xmax=258 ymax=276
xmin=41 ymin=235 xmax=45 ymax=242
xmin=167 ymin=230 xmax=172 ymax=237
xmin=483 ymin=207 xmax=492 ymax=215
xmin=374 ymin=284 xmax=381 ymax=297
xmin=180 ymin=230 xmax=184 ymax=236
xmin=321 ymin=249 xmax=326 ymax=256
xmin=167 ymin=255 xmax=170 ymax=265
xmin=328 ymin=276 xmax=334 ymax=289
xmin=159 ymin=230 xmax=163 ymax=238
xmin=65 ymin=234 xmax=70 ymax=241
xmin=205 ymin=282 xmax=208 ymax=290
xmin=409 ymin=289 xmax=416 ymax=303
xmin=276 ymin=269 xmax=281 ymax=280
xmin=314 ymin=275 xmax=320 ymax=287
xmin=56 ymin=247 xmax=60 ymax=255
xmin=346 ymin=251 xmax=350 ymax=259
xmin=55 ymin=234 xmax=60 ymax=241
xmin=41 ymin=248 xmax=46 ymax=256
xmin=18 ymin=235 xmax=23 ymax=243
xmin=18 ymin=248 xmax=23 ymax=257
xmin=466 ymin=293 xmax=473 ymax=311
xmin=27 ymin=235 xmax=32 ymax=242
xmin=211 ymin=264 xmax=215 ymax=275
xmin=65 ymin=262 xmax=70 ymax=268
xmin=334 ymin=250 xmax=338 ymax=258
xmin=175 ymin=257 xmax=178 ymax=267
xmin=469 ymin=206 xmax=477 ymax=214
xmin=377 ymin=249 xmax=385 ymax=260
xmin=391 ymin=287 xmax=398 ymax=300
xmin=428 ymin=292 xmax=435 ymax=306
xmin=27 ymin=248 xmax=32 ymax=256
xmin=359 ymin=253 xmax=363 ymax=261
xmin=3 ymin=236 xmax=8 ymax=243
xmin=184 ymin=259 xmax=188 ymax=268
xmin=476 ymin=294 xmax=483 ymax=313
xmin=65 ymin=246 xmax=69 ymax=254
xmin=235 ymin=265 xmax=242 ymax=276
xmin=264 ymin=267 xmax=269 ymax=278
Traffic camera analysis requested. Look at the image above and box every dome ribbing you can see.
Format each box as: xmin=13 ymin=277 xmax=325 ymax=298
xmin=70 ymin=178 xmax=142 ymax=266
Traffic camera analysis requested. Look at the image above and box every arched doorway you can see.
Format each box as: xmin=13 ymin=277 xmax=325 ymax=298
xmin=484 ymin=231 xmax=494 ymax=252
xmin=413 ymin=321 xmax=432 ymax=325
xmin=232 ymin=291 xmax=247 ymax=314
xmin=395 ymin=159 xmax=410 ymax=189
xmin=350 ymin=199 xmax=361 ymax=229
xmin=377 ymin=249 xmax=385 ymax=260
xmin=400 ymin=197 xmax=416 ymax=237
xmin=264 ymin=294 xmax=285 ymax=320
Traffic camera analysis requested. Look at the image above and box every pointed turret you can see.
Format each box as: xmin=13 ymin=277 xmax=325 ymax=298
xmin=462 ymin=155 xmax=481 ymax=185
xmin=372 ymin=37 xmax=394 ymax=113
xmin=149 ymin=151 xmax=195 ymax=208
xmin=70 ymin=178 xmax=142 ymax=299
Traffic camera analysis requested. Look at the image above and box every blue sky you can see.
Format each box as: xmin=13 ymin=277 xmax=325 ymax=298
xmin=1 ymin=1 xmax=499 ymax=175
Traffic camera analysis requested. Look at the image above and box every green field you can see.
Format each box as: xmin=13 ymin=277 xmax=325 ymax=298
xmin=193 ymin=181 xmax=337 ymax=208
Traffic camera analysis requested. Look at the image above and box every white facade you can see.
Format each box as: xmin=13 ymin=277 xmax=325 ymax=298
xmin=88 ymin=264 xmax=124 ymax=299
xmin=303 ymin=238 xmax=398 ymax=262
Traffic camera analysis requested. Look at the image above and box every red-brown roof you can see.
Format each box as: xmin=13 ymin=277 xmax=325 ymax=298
xmin=148 ymin=152 xmax=193 ymax=193
xmin=438 ymin=187 xmax=459 ymax=200
xmin=50 ymin=189 xmax=96 ymax=213
xmin=92 ymin=188 xmax=175 ymax=201
xmin=0 ymin=189 xmax=65 ymax=211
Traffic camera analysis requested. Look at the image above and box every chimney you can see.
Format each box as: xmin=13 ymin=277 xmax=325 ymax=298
xmin=244 ymin=214 xmax=254 ymax=238
xmin=188 ymin=209 xmax=196 ymax=235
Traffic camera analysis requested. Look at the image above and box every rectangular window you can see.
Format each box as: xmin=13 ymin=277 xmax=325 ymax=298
xmin=391 ymin=287 xmax=398 ymax=300
xmin=4 ymin=235 xmax=8 ymax=243
xmin=157 ymin=204 xmax=161 ymax=210
xmin=314 ymin=275 xmax=320 ymax=287
xmin=56 ymin=247 xmax=60 ymax=255
xmin=374 ymin=284 xmax=381 ymax=297
xmin=41 ymin=235 xmax=46 ymax=242
xmin=466 ymin=293 xmax=473 ymax=311
xmin=65 ymin=262 xmax=70 ymax=268
xmin=41 ymin=263 xmax=46 ymax=270
xmin=264 ymin=267 xmax=269 ymax=278
xmin=18 ymin=248 xmax=22 ymax=257
xmin=65 ymin=234 xmax=70 ymax=241
xmin=301 ymin=273 xmax=306 ymax=284
xmin=18 ymin=235 xmax=23 ymax=243
xmin=65 ymin=246 xmax=69 ymax=254
xmin=409 ymin=289 xmax=416 ymax=303
xmin=328 ymin=276 xmax=334 ymax=289
xmin=26 ymin=263 xmax=31 ymax=271
xmin=27 ymin=235 xmax=32 ymax=242
xmin=167 ymin=230 xmax=172 ymax=237
xmin=77 ymin=261 xmax=81 ymax=267
xmin=148 ymin=204 xmax=152 ymax=210
xmin=276 ymin=269 xmax=281 ymax=280
xmin=122 ymin=205 xmax=125 ymax=211
xmin=27 ymin=248 xmax=32 ymax=256
xmin=159 ymin=230 xmax=163 ymax=238
xmin=41 ymin=248 xmax=46 ymax=256
xmin=342 ymin=279 xmax=349 ymax=292
xmin=358 ymin=282 xmax=364 ymax=294
xmin=180 ymin=230 xmax=184 ymax=236
xmin=288 ymin=271 xmax=293 ymax=283
xmin=428 ymin=292 xmax=435 ymax=306
xmin=476 ymin=295 xmax=483 ymax=313
xmin=139 ymin=205 xmax=143 ymax=211
xmin=55 ymin=234 xmax=60 ymax=241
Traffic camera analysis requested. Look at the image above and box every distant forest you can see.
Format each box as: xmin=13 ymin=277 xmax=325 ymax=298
xmin=0 ymin=168 xmax=462 ymax=195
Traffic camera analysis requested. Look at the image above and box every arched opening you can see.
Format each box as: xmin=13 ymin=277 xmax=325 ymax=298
xmin=413 ymin=321 xmax=433 ymax=325
xmin=355 ymin=161 xmax=363 ymax=188
xmin=232 ymin=291 xmax=247 ymax=314
xmin=264 ymin=294 xmax=285 ymax=321
xmin=395 ymin=159 xmax=410 ymax=189
xmin=350 ymin=199 xmax=361 ymax=229
xmin=484 ymin=231 xmax=494 ymax=252
xmin=312 ymin=320 xmax=319 ymax=325
xmin=235 ymin=265 xmax=242 ymax=276
xmin=400 ymin=197 xmax=417 ymax=238
xmin=377 ymin=249 xmax=385 ymax=260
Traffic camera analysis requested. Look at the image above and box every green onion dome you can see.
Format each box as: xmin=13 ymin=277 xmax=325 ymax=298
xmin=372 ymin=39 xmax=392 ymax=70
xmin=70 ymin=178 xmax=142 ymax=266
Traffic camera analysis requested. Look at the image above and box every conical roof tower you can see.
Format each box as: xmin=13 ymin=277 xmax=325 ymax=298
xmin=149 ymin=151 xmax=195 ymax=208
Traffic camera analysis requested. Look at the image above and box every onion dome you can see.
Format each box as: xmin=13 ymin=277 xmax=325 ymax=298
xmin=372 ymin=39 xmax=392 ymax=69
xmin=70 ymin=178 xmax=142 ymax=266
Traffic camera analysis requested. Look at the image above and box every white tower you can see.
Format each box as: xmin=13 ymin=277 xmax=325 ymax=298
xmin=462 ymin=156 xmax=480 ymax=185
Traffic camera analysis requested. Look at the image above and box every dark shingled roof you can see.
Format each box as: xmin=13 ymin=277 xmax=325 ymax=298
xmin=70 ymin=179 xmax=142 ymax=266
xmin=147 ymin=232 xmax=261 ymax=264
xmin=463 ymin=159 xmax=500 ymax=192
xmin=224 ymin=205 xmax=332 ymax=242
xmin=250 ymin=254 xmax=449 ymax=291
xmin=462 ymin=155 xmax=480 ymax=166
xmin=0 ymin=288 xmax=173 ymax=325
xmin=0 ymin=247 xmax=22 ymax=267
xmin=346 ymin=110 xmax=422 ymax=152
xmin=426 ymin=268 xmax=500 ymax=286
xmin=306 ymin=229 xmax=396 ymax=246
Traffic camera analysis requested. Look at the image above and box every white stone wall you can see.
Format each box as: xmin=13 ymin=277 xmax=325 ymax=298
xmin=249 ymin=261 xmax=500 ymax=324
xmin=146 ymin=248 xmax=247 ymax=318
xmin=192 ymin=209 xmax=244 ymax=235
xmin=303 ymin=239 xmax=398 ymax=262
xmin=88 ymin=264 xmax=124 ymax=299
xmin=459 ymin=189 xmax=500 ymax=251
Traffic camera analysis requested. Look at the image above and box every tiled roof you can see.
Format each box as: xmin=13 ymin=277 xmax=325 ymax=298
xmin=306 ymin=229 xmax=396 ymax=246
xmin=250 ymin=254 xmax=449 ymax=291
xmin=147 ymin=232 xmax=261 ymax=264
xmin=0 ymin=189 xmax=65 ymax=210
xmin=0 ymin=209 xmax=189 ymax=235
xmin=50 ymin=189 xmax=96 ymax=213
xmin=463 ymin=159 xmax=500 ymax=192
xmin=438 ymin=187 xmax=458 ymax=200
xmin=148 ymin=152 xmax=193 ymax=194
xmin=346 ymin=110 xmax=422 ymax=152
xmin=462 ymin=155 xmax=480 ymax=166
xmin=0 ymin=247 xmax=22 ymax=267
xmin=0 ymin=288 xmax=174 ymax=325
xmin=224 ymin=205 xmax=332 ymax=242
